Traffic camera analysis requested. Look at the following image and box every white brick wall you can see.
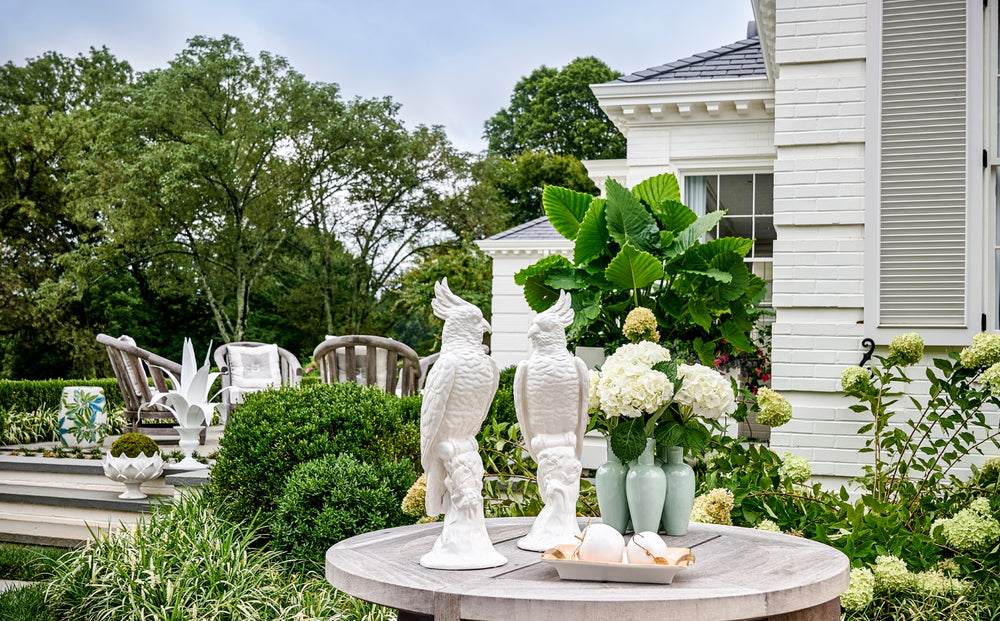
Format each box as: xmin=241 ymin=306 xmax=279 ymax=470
xmin=769 ymin=0 xmax=869 ymax=479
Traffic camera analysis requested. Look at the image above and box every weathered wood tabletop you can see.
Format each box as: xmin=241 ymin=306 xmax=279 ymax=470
xmin=325 ymin=517 xmax=850 ymax=621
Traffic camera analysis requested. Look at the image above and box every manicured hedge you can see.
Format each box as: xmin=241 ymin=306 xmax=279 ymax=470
xmin=0 ymin=379 xmax=123 ymax=412
xmin=208 ymin=382 xmax=421 ymax=524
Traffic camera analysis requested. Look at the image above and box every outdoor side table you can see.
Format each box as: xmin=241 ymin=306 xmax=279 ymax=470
xmin=325 ymin=517 xmax=850 ymax=621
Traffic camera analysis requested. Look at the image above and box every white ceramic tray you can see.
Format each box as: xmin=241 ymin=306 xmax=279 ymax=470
xmin=541 ymin=557 xmax=687 ymax=584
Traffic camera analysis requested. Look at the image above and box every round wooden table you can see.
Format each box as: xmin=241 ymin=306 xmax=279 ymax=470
xmin=326 ymin=517 xmax=850 ymax=621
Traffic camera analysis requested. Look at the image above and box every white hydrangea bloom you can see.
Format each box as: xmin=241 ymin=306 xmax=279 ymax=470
xmin=587 ymin=370 xmax=602 ymax=414
xmin=673 ymin=363 xmax=737 ymax=420
xmin=595 ymin=342 xmax=673 ymax=419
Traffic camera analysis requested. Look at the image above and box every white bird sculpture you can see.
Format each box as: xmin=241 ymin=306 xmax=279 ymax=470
xmin=419 ymin=278 xmax=506 ymax=569
xmin=514 ymin=291 xmax=590 ymax=552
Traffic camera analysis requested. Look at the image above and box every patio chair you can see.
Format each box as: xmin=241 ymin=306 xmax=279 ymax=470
xmin=213 ymin=341 xmax=303 ymax=421
xmin=313 ymin=335 xmax=421 ymax=397
xmin=96 ymin=333 xmax=206 ymax=444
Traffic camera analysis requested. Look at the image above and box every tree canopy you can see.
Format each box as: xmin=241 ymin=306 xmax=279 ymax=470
xmin=483 ymin=56 xmax=625 ymax=161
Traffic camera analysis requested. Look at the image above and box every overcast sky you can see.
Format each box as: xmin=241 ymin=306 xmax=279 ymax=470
xmin=1 ymin=0 xmax=755 ymax=153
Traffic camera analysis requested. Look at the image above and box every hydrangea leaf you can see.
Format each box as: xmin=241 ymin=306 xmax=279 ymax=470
xmin=543 ymin=185 xmax=594 ymax=240
xmin=610 ymin=417 xmax=647 ymax=462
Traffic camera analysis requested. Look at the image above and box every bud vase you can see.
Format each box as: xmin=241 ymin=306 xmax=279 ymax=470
xmin=594 ymin=443 xmax=630 ymax=534
xmin=625 ymin=438 xmax=666 ymax=534
xmin=660 ymin=445 xmax=696 ymax=536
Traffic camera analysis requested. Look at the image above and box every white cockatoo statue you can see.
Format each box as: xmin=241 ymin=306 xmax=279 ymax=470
xmin=419 ymin=278 xmax=506 ymax=569
xmin=514 ymin=291 xmax=590 ymax=551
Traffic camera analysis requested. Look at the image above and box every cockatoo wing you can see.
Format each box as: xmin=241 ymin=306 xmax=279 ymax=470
xmin=419 ymin=358 xmax=456 ymax=517
xmin=574 ymin=357 xmax=589 ymax=460
xmin=513 ymin=359 xmax=534 ymax=461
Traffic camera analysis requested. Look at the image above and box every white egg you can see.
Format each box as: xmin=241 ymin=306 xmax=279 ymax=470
xmin=576 ymin=523 xmax=625 ymax=563
xmin=626 ymin=531 xmax=669 ymax=564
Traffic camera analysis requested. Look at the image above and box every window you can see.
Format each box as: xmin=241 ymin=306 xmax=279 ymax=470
xmin=684 ymin=173 xmax=774 ymax=306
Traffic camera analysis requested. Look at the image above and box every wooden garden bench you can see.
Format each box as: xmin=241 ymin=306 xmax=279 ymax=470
xmin=96 ymin=334 xmax=205 ymax=444
xmin=313 ymin=335 xmax=421 ymax=397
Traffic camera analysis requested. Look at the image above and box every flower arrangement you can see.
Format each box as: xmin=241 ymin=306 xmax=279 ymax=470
xmin=588 ymin=327 xmax=737 ymax=462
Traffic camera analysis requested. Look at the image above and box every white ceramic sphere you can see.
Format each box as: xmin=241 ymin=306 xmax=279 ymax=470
xmin=626 ymin=531 xmax=670 ymax=564
xmin=577 ymin=523 xmax=625 ymax=563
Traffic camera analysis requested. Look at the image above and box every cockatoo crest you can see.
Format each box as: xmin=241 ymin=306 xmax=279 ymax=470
xmin=528 ymin=291 xmax=573 ymax=351
xmin=433 ymin=278 xmax=491 ymax=348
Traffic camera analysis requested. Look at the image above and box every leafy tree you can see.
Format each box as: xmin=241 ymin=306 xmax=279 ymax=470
xmin=388 ymin=243 xmax=492 ymax=354
xmin=468 ymin=151 xmax=598 ymax=229
xmin=74 ymin=36 xmax=347 ymax=344
xmin=0 ymin=48 xmax=133 ymax=378
xmin=484 ymin=56 xmax=625 ymax=161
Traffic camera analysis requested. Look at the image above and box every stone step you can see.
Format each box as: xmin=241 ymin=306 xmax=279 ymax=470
xmin=0 ymin=456 xmax=176 ymax=495
xmin=0 ymin=519 xmax=99 ymax=548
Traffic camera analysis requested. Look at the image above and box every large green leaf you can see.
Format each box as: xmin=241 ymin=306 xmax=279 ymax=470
xmin=632 ymin=172 xmax=681 ymax=207
xmin=605 ymin=178 xmax=659 ymax=253
xmin=650 ymin=200 xmax=696 ymax=234
xmin=574 ymin=198 xmax=608 ymax=265
xmin=604 ymin=243 xmax=664 ymax=290
xmin=543 ymin=185 xmax=594 ymax=240
xmin=569 ymin=288 xmax=603 ymax=335
xmin=668 ymin=210 xmax=725 ymax=256
xmin=522 ymin=276 xmax=561 ymax=312
xmin=720 ymin=320 xmax=754 ymax=352
xmin=710 ymin=254 xmax=750 ymax=302
xmin=546 ymin=267 xmax=589 ymax=290
xmin=685 ymin=298 xmax=712 ymax=331
xmin=513 ymin=254 xmax=572 ymax=286
xmin=692 ymin=237 xmax=754 ymax=261
xmin=680 ymin=267 xmax=733 ymax=284
xmin=610 ymin=417 xmax=647 ymax=462
xmin=514 ymin=254 xmax=572 ymax=312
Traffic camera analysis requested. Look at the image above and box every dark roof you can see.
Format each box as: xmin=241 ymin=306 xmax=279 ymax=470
xmin=615 ymin=36 xmax=764 ymax=83
xmin=483 ymin=216 xmax=563 ymax=241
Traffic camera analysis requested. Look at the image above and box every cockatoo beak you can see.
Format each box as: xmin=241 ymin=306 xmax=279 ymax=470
xmin=527 ymin=324 xmax=540 ymax=340
xmin=481 ymin=318 xmax=492 ymax=334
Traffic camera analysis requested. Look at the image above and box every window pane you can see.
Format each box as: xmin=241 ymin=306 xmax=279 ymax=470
xmin=719 ymin=174 xmax=754 ymax=216
xmin=754 ymin=174 xmax=774 ymax=215
xmin=756 ymin=216 xmax=775 ymax=257
xmin=706 ymin=175 xmax=719 ymax=213
xmin=718 ymin=216 xmax=753 ymax=239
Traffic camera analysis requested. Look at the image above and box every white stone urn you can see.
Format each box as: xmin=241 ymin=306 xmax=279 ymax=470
xmin=102 ymin=452 xmax=164 ymax=499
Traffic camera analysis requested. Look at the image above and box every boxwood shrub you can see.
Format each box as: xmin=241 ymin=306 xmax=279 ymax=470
xmin=0 ymin=378 xmax=123 ymax=412
xmin=208 ymin=382 xmax=420 ymax=524
xmin=270 ymin=453 xmax=418 ymax=564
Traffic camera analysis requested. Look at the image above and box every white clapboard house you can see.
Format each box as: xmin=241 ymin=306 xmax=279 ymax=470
xmin=478 ymin=0 xmax=1000 ymax=485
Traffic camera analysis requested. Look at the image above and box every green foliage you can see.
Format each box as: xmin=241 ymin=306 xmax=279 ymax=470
xmin=484 ymin=57 xmax=625 ymax=160
xmin=486 ymin=365 xmax=518 ymax=427
xmin=270 ymin=454 xmax=418 ymax=565
xmin=515 ymin=173 xmax=767 ymax=360
xmin=0 ymin=544 xmax=65 ymax=581
xmin=0 ymin=405 xmax=60 ymax=445
xmin=46 ymin=491 xmax=351 ymax=620
xmin=208 ymin=383 xmax=420 ymax=524
xmin=0 ymin=583 xmax=56 ymax=621
xmin=477 ymin=418 xmax=599 ymax=519
xmin=466 ymin=151 xmax=599 ymax=231
xmin=0 ymin=379 xmax=122 ymax=412
xmin=109 ymin=433 xmax=159 ymax=458
xmin=388 ymin=243 xmax=493 ymax=354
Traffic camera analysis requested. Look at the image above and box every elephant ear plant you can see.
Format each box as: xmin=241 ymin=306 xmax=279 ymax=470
xmin=514 ymin=173 xmax=767 ymax=362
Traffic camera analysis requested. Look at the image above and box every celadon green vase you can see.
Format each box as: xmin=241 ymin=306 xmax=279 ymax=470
xmin=660 ymin=445 xmax=696 ymax=536
xmin=625 ymin=438 xmax=666 ymax=534
xmin=595 ymin=443 xmax=630 ymax=534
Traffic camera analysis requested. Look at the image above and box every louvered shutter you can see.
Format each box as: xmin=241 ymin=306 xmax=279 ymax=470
xmin=877 ymin=0 xmax=970 ymax=328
